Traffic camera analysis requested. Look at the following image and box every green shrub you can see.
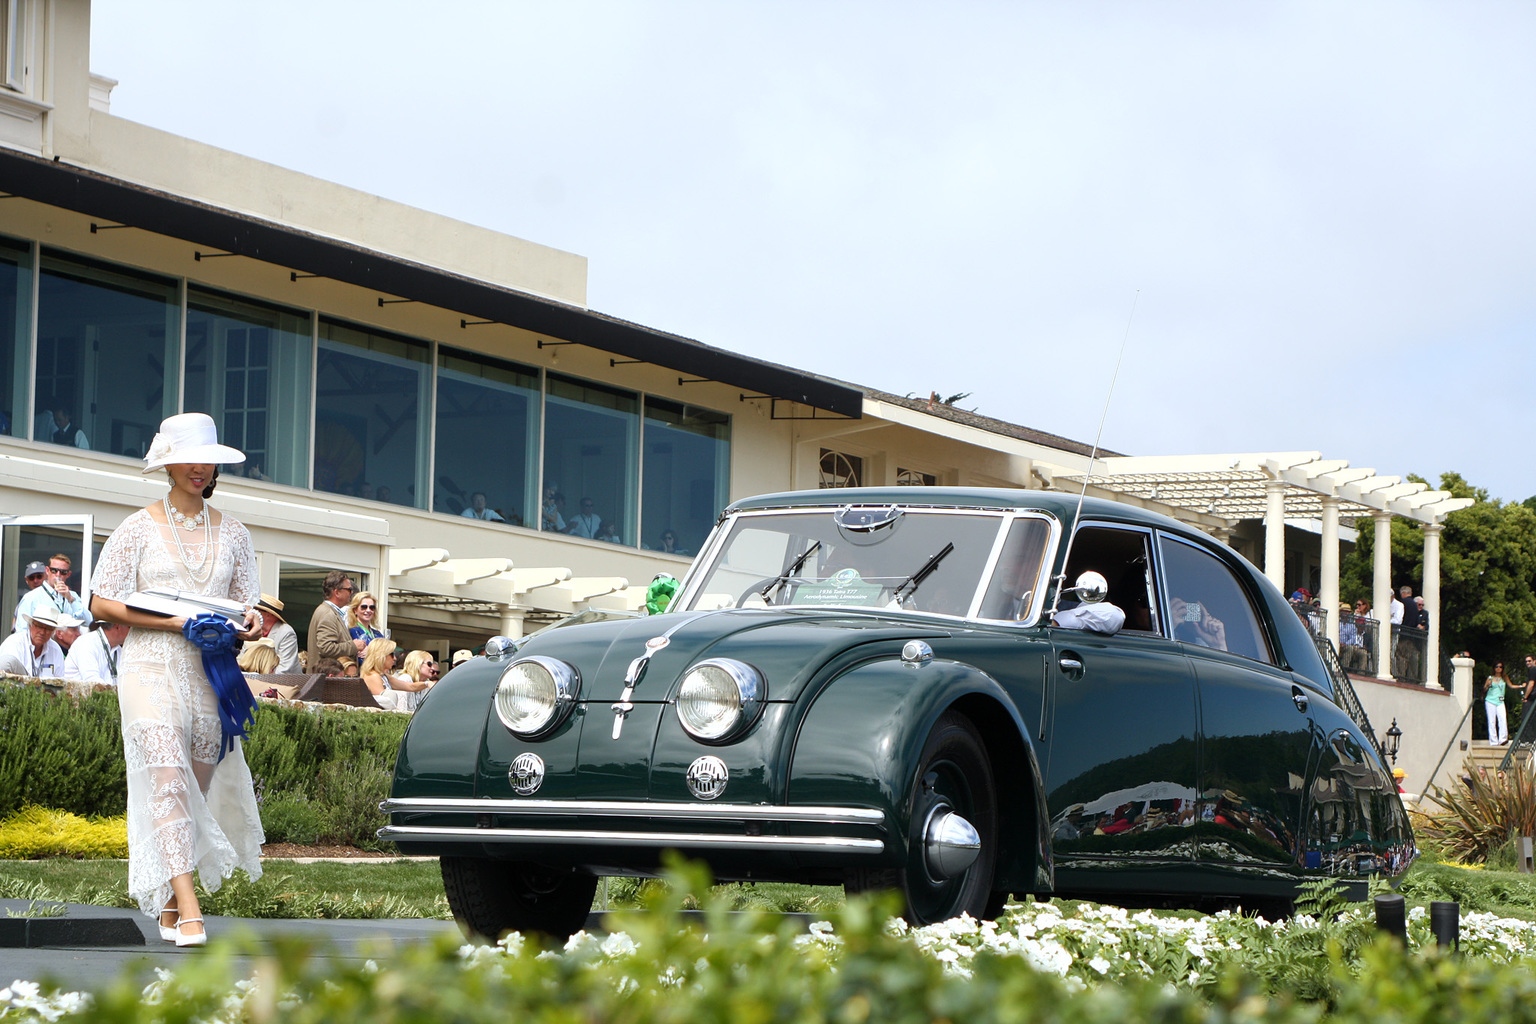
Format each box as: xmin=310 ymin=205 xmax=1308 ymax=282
xmin=259 ymin=794 xmax=328 ymax=846
xmin=313 ymin=753 xmax=394 ymax=849
xmin=0 ymin=685 xmax=127 ymax=817
xmin=0 ymin=678 xmax=409 ymax=850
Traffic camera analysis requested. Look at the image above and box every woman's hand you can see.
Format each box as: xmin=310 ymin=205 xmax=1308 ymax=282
xmin=236 ymin=609 xmax=262 ymax=642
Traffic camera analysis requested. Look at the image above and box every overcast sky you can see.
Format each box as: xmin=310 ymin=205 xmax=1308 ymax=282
xmin=91 ymin=2 xmax=1535 ymax=503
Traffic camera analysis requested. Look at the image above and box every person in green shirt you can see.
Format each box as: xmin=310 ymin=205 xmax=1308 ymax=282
xmin=1486 ymin=661 xmax=1510 ymax=745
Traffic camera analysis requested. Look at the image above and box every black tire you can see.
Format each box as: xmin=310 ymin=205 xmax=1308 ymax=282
xmin=846 ymin=713 xmax=999 ymax=925
xmin=441 ymin=856 xmax=598 ymax=941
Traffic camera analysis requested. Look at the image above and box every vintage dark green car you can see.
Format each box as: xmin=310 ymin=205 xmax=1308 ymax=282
xmin=382 ymin=487 xmax=1413 ymax=938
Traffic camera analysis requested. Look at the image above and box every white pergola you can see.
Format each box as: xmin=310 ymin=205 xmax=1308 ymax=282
xmin=387 ymin=548 xmax=647 ymax=638
xmin=1052 ymin=452 xmax=1474 ymax=689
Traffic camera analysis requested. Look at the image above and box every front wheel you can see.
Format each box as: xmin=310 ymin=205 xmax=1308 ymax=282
xmin=846 ymin=713 xmax=999 ymax=925
xmin=441 ymin=856 xmax=598 ymax=941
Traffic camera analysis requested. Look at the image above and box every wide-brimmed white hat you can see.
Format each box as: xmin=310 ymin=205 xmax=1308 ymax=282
xmin=23 ymin=608 xmax=60 ymax=629
xmin=142 ymin=413 xmax=245 ymax=474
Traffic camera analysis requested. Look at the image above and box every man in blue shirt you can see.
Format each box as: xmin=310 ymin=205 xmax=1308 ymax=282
xmin=1337 ymin=602 xmax=1369 ymax=672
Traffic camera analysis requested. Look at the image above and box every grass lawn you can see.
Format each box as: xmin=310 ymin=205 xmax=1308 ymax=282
xmin=0 ymin=855 xmax=1532 ymax=922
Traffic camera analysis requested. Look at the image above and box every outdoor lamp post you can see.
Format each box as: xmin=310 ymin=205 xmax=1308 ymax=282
xmin=1384 ymin=718 xmax=1402 ymax=764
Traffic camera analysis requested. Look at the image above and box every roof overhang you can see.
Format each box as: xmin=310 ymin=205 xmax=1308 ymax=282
xmin=0 ymin=147 xmax=862 ymax=417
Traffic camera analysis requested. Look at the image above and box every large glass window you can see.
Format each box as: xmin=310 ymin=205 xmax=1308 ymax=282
xmin=434 ymin=346 xmax=539 ymax=526
xmin=0 ymin=235 xmax=30 ymax=437
xmin=640 ymin=398 xmax=728 ymax=556
xmin=184 ymin=287 xmax=312 ymax=488
xmin=542 ymin=374 xmax=638 ymax=544
xmin=315 ymin=319 xmax=430 ymax=507
xmin=36 ymin=250 xmax=178 ymax=458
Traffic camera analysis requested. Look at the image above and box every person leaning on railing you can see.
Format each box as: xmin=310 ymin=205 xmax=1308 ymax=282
xmin=1337 ymin=603 xmax=1370 ymax=673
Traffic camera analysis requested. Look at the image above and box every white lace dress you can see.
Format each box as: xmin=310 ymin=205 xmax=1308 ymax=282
xmin=92 ymin=508 xmax=265 ymax=916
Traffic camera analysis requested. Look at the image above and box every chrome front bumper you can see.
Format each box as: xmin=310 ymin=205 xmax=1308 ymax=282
xmin=378 ymin=797 xmax=887 ymax=854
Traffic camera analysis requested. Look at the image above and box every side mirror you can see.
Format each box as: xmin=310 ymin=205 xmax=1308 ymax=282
xmin=1067 ymin=570 xmax=1108 ymax=605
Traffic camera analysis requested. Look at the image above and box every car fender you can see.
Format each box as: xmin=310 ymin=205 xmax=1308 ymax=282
xmin=389 ymin=660 xmax=498 ymax=800
xmin=787 ymin=656 xmax=1053 ymax=893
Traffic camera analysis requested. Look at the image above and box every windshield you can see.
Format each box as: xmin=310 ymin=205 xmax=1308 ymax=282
xmin=678 ymin=506 xmax=1055 ymax=620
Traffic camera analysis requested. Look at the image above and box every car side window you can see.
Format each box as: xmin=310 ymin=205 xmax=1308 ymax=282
xmin=1061 ymin=525 xmax=1159 ymax=633
xmin=1157 ymin=535 xmax=1275 ymax=665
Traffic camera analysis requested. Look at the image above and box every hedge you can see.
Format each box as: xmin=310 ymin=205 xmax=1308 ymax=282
xmin=0 ymin=679 xmax=409 ymax=849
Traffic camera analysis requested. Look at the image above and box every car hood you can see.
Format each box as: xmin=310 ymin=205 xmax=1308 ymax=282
xmin=510 ymin=608 xmax=956 ymax=704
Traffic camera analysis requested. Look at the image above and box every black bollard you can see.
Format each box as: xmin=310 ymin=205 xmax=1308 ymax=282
xmin=1430 ymin=901 xmax=1459 ymax=951
xmin=1374 ymin=893 xmax=1407 ymax=941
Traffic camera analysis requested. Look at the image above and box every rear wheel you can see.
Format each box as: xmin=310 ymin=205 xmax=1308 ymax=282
xmin=846 ymin=713 xmax=999 ymax=925
xmin=441 ymin=857 xmax=598 ymax=941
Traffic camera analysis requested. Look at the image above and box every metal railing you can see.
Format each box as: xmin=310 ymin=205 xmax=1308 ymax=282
xmin=1389 ymin=625 xmax=1429 ymax=686
xmin=1501 ymin=699 xmax=1536 ymax=772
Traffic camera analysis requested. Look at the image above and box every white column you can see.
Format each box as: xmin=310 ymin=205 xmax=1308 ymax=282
xmin=1319 ymin=495 xmax=1340 ymax=647
xmin=1373 ymin=512 xmax=1393 ymax=681
xmin=1264 ymin=479 xmax=1286 ymax=590
xmin=1423 ymin=522 xmax=1443 ymax=690
xmin=499 ymin=607 xmax=526 ymax=641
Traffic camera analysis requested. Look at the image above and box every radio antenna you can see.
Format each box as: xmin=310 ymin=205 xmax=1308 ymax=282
xmin=1048 ymin=290 xmax=1138 ymax=617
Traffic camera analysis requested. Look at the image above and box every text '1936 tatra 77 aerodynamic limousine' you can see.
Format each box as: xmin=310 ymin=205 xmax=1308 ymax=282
xmin=381 ymin=487 xmax=1413 ymax=939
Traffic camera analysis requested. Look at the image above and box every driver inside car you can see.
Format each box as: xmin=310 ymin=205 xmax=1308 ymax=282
xmin=1050 ymin=570 xmax=1126 ymax=634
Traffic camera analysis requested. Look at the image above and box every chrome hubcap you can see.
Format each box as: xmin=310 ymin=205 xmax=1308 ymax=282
xmin=922 ymin=806 xmax=981 ymax=879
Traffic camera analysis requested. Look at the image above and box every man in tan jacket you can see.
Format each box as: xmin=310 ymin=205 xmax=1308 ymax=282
xmin=306 ymin=570 xmax=359 ymax=668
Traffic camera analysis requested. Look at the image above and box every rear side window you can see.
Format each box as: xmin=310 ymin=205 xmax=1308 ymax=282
xmin=1157 ymin=536 xmax=1275 ymax=665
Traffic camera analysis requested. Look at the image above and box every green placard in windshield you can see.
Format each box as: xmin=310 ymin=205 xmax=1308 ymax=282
xmin=791 ymin=568 xmax=885 ymax=607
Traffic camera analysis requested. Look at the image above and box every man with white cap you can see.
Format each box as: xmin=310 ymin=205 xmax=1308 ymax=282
xmin=0 ymin=607 xmax=66 ymax=677
xmin=451 ymin=649 xmax=473 ymax=668
xmin=17 ymin=560 xmax=46 ymax=601
xmin=64 ymin=619 xmax=130 ymax=685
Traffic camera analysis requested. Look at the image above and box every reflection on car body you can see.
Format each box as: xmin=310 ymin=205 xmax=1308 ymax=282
xmin=383 ymin=487 xmax=1414 ymax=939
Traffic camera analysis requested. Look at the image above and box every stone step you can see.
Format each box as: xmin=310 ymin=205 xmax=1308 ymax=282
xmin=1466 ymin=741 xmax=1531 ymax=773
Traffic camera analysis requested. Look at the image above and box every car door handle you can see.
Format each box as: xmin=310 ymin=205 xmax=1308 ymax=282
xmin=1058 ymin=655 xmax=1084 ymax=679
xmin=1291 ymin=686 xmax=1309 ymax=714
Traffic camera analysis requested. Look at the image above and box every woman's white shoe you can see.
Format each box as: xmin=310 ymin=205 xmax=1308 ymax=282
xmin=158 ymin=911 xmax=179 ymax=944
xmin=175 ymin=917 xmax=207 ymax=948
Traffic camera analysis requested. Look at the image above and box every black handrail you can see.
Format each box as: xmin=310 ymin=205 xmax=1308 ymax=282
xmin=1499 ymin=697 xmax=1536 ymax=771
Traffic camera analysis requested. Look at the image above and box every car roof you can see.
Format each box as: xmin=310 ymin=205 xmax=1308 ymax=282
xmin=725 ymin=486 xmax=1189 ymax=534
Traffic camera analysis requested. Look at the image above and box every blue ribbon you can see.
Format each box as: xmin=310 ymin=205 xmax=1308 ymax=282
xmin=182 ymin=613 xmax=256 ymax=760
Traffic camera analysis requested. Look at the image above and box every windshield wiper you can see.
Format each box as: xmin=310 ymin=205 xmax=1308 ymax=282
xmin=891 ymin=542 xmax=954 ymax=604
xmin=760 ymin=541 xmax=822 ymax=602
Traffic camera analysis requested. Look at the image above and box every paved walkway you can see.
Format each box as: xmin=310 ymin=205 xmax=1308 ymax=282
xmin=0 ymin=899 xmax=462 ymax=995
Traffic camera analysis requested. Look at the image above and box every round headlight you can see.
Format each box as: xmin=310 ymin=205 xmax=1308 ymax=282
xmin=494 ymin=656 xmax=580 ymax=738
xmin=676 ymin=658 xmax=765 ymax=742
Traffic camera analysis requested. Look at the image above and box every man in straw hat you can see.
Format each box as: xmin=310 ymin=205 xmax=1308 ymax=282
xmin=0 ymin=607 xmax=66 ymax=678
xmin=254 ymin=594 xmax=301 ymax=674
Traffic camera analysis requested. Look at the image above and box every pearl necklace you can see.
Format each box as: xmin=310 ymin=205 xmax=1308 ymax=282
xmin=166 ymin=499 xmax=208 ymax=530
xmin=162 ymin=495 xmax=214 ymax=584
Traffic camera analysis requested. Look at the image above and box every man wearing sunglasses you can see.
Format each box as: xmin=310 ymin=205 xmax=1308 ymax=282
xmin=12 ymin=553 xmax=88 ymax=633
xmin=307 ymin=570 xmax=359 ymax=669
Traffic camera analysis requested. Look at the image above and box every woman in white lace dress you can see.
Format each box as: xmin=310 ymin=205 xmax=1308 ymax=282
xmin=90 ymin=413 xmax=264 ymax=947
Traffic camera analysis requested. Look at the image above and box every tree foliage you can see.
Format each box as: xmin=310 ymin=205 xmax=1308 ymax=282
xmin=1341 ymin=472 xmax=1536 ymax=678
